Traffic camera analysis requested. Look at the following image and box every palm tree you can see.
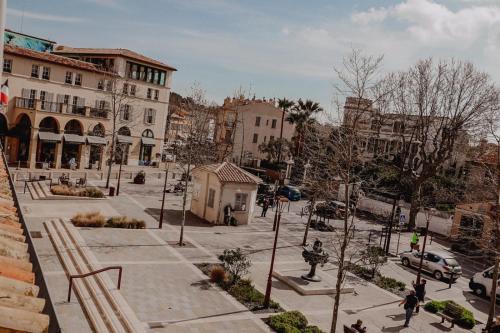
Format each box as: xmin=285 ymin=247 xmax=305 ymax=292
xmin=277 ymin=98 xmax=295 ymax=163
xmin=287 ymin=99 xmax=323 ymax=156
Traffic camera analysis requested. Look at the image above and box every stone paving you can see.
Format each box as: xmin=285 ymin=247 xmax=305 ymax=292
xmin=16 ymin=177 xmax=487 ymax=332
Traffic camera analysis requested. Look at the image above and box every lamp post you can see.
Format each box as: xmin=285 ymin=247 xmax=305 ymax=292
xmin=416 ymin=207 xmax=435 ymax=284
xmin=264 ymin=196 xmax=288 ymax=308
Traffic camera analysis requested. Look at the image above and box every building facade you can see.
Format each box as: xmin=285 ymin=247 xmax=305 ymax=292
xmin=215 ymin=97 xmax=295 ymax=166
xmin=1 ymin=31 xmax=176 ymax=169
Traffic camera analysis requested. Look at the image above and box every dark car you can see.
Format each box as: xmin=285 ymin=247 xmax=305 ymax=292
xmin=278 ymin=185 xmax=301 ymax=201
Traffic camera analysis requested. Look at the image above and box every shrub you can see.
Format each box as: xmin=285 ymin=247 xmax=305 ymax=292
xmin=268 ymin=311 xmax=311 ymax=333
xmin=377 ymin=276 xmax=405 ymax=291
xmin=71 ymin=212 xmax=106 ymax=227
xmin=51 ymin=185 xmax=77 ymax=196
xmin=424 ymin=300 xmax=444 ymax=313
xmin=423 ymin=300 xmax=475 ymax=329
xmin=209 ymin=265 xmax=227 ymax=284
xmin=106 ymin=216 xmax=146 ymax=229
xmin=303 ymin=326 xmax=323 ymax=333
xmin=218 ymin=248 xmax=251 ymax=283
xmin=80 ymin=187 xmax=104 ymax=198
xmin=228 ymin=279 xmax=280 ymax=309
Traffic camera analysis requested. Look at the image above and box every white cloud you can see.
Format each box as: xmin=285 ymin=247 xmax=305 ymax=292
xmin=281 ymin=27 xmax=290 ymax=36
xmin=7 ymin=8 xmax=84 ymax=23
xmin=352 ymin=7 xmax=389 ymax=25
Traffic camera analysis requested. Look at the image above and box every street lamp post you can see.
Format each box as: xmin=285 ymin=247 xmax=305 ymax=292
xmin=416 ymin=207 xmax=434 ymax=284
xmin=159 ymin=157 xmax=174 ymax=229
xmin=264 ymin=196 xmax=288 ymax=308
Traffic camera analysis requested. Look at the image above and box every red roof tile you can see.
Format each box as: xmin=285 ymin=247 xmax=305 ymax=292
xmin=53 ymin=46 xmax=177 ymax=71
xmin=4 ymin=44 xmax=115 ymax=75
xmin=195 ymin=162 xmax=261 ymax=184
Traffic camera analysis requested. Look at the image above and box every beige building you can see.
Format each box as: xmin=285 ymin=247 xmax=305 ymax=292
xmin=215 ymin=97 xmax=295 ymax=166
xmin=1 ymin=31 xmax=176 ymax=169
xmin=190 ymin=162 xmax=260 ymax=225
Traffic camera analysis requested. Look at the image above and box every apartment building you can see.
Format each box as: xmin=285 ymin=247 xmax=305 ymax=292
xmin=1 ymin=30 xmax=176 ymax=169
xmin=215 ymin=97 xmax=295 ymax=166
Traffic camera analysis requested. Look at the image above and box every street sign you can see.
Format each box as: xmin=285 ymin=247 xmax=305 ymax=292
xmin=399 ymin=213 xmax=406 ymax=225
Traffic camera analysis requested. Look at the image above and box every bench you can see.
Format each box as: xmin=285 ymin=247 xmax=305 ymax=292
xmin=343 ymin=325 xmax=360 ymax=333
xmin=438 ymin=302 xmax=461 ymax=328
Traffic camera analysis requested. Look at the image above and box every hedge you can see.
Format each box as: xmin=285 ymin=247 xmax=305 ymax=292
xmin=424 ymin=300 xmax=475 ymax=329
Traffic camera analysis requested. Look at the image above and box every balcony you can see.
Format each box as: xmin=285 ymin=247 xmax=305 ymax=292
xmin=14 ymin=97 xmax=109 ymax=120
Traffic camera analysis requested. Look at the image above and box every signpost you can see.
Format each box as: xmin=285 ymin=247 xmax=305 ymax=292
xmin=396 ymin=212 xmax=406 ymax=255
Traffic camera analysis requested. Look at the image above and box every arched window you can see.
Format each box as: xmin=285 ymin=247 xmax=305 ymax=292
xmin=92 ymin=123 xmax=105 ymax=137
xmin=142 ymin=129 xmax=154 ymax=138
xmin=118 ymin=127 xmax=131 ymax=136
xmin=64 ymin=120 xmax=83 ymax=135
xmin=39 ymin=117 xmax=59 ymax=133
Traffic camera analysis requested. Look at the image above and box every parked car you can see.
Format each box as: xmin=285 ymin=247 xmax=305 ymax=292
xmin=469 ymin=266 xmax=500 ymax=298
xmin=400 ymin=250 xmax=462 ymax=281
xmin=258 ymin=183 xmax=274 ymax=195
xmin=278 ymin=185 xmax=301 ymax=201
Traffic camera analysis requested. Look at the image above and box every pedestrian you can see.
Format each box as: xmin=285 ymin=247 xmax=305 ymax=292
xmin=488 ymin=316 xmax=500 ymax=333
xmin=69 ymin=156 xmax=77 ymax=170
xmin=410 ymin=230 xmax=420 ymax=251
xmin=223 ymin=204 xmax=232 ymax=225
xmin=399 ymin=290 xmax=418 ymax=327
xmin=350 ymin=319 xmax=367 ymax=332
xmin=268 ymin=196 xmax=274 ymax=209
xmin=261 ymin=198 xmax=269 ymax=217
xmin=412 ymin=279 xmax=426 ymax=313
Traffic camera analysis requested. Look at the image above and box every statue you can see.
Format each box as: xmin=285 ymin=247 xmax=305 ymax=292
xmin=301 ymin=239 xmax=329 ymax=282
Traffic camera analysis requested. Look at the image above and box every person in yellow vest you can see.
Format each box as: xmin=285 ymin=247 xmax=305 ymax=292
xmin=410 ymin=231 xmax=420 ymax=251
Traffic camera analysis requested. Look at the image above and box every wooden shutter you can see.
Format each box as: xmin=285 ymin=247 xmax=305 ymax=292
xmin=152 ymin=109 xmax=156 ymax=124
xmin=21 ymin=88 xmax=30 ymax=98
xmin=56 ymin=94 xmax=64 ymax=103
xmin=144 ymin=108 xmax=148 ymax=124
xmin=78 ymin=97 xmax=85 ymax=107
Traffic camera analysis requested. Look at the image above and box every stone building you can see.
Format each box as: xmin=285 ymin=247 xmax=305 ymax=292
xmin=1 ymin=30 xmax=176 ymax=169
xmin=451 ymin=202 xmax=497 ymax=252
xmin=214 ymin=97 xmax=295 ymax=166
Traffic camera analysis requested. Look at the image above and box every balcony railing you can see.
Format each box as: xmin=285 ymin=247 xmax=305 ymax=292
xmin=89 ymin=108 xmax=109 ymax=119
xmin=15 ymin=97 xmax=36 ymax=110
xmin=66 ymin=105 xmax=86 ymax=116
xmin=40 ymin=101 xmax=63 ymax=113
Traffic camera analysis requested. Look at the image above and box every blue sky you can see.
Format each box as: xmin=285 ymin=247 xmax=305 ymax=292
xmin=6 ymin=0 xmax=500 ymax=115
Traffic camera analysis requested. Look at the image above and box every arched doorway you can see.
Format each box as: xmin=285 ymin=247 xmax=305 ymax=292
xmin=88 ymin=123 xmax=106 ymax=169
xmin=116 ymin=127 xmax=131 ymax=165
xmin=9 ymin=114 xmax=31 ymax=165
xmin=139 ymin=129 xmax=154 ymax=165
xmin=62 ymin=119 xmax=84 ymax=168
xmin=37 ymin=117 xmax=59 ymax=168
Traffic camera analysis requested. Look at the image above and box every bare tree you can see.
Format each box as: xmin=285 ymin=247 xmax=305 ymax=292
xmin=102 ymin=76 xmax=139 ymax=188
xmin=327 ymin=49 xmax=385 ymax=333
xmin=175 ymin=83 xmax=218 ymax=245
xmin=389 ymin=59 xmax=498 ymax=230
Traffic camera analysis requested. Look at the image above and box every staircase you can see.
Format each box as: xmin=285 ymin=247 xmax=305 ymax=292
xmin=44 ymin=219 xmax=145 ymax=333
xmin=26 ymin=181 xmax=51 ymax=200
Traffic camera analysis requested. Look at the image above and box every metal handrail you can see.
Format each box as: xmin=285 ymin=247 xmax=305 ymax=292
xmin=68 ymin=266 xmax=122 ymax=302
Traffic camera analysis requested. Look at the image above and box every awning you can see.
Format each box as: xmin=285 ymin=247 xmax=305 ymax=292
xmin=86 ymin=136 xmax=107 ymax=145
xmin=64 ymin=134 xmax=86 ymax=144
xmin=117 ymin=135 xmax=133 ymax=144
xmin=38 ymin=132 xmax=62 ymax=142
xmin=141 ymin=137 xmax=156 ymax=146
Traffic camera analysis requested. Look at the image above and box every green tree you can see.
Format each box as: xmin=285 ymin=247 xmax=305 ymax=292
xmin=277 ymin=98 xmax=295 ymax=163
xmin=287 ymin=99 xmax=323 ymax=157
xmin=258 ymin=138 xmax=291 ymax=162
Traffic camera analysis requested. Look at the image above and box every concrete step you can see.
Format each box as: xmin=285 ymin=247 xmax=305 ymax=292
xmin=27 ymin=182 xmax=40 ymax=200
xmin=46 ymin=219 xmax=146 ymax=333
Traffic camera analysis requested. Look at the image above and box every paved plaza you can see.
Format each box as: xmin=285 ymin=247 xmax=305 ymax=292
xmin=16 ymin=175 xmax=491 ymax=332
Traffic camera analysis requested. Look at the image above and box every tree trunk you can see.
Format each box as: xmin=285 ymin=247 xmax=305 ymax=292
xmin=408 ymin=191 xmax=419 ymax=231
xmin=105 ymin=133 xmax=116 ymax=189
xmin=302 ymin=197 xmax=315 ymax=246
xmin=330 ymin=183 xmax=350 ymax=333
xmin=179 ymin=161 xmax=191 ymax=246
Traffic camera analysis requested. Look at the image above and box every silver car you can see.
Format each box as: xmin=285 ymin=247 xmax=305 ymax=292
xmin=400 ymin=250 xmax=462 ymax=281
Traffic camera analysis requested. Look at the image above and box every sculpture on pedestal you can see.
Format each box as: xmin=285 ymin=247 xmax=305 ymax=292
xmin=301 ymin=239 xmax=329 ymax=282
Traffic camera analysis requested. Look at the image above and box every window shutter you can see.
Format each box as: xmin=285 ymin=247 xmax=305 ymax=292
xmin=21 ymin=88 xmax=30 ymax=98
xmin=152 ymin=109 xmax=156 ymax=124
xmin=47 ymin=93 xmax=54 ymax=103
xmin=56 ymin=94 xmax=64 ymax=103
xmin=119 ymin=105 xmax=124 ymax=121
xmin=144 ymin=108 xmax=148 ymax=124
xmin=94 ymin=100 xmax=99 ymax=108
xmin=104 ymin=101 xmax=111 ymax=110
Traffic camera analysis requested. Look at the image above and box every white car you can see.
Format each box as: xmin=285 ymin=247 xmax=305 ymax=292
xmin=469 ymin=266 xmax=500 ymax=298
xmin=400 ymin=250 xmax=462 ymax=281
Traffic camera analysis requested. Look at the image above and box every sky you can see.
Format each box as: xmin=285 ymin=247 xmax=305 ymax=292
xmin=6 ymin=0 xmax=500 ymax=116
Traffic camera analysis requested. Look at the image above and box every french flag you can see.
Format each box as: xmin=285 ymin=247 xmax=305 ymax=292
xmin=1 ymin=80 xmax=8 ymax=105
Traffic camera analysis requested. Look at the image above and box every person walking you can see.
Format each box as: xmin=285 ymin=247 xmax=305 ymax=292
xmin=399 ymin=290 xmax=419 ymax=327
xmin=261 ymin=198 xmax=270 ymax=217
xmin=412 ymin=279 xmax=426 ymax=313
xmin=350 ymin=319 xmax=367 ymax=332
xmin=410 ymin=230 xmax=420 ymax=251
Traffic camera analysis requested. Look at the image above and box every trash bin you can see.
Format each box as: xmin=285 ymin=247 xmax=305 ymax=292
xmin=109 ymin=186 xmax=115 ymax=197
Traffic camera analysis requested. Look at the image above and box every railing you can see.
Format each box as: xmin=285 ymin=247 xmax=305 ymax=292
xmin=89 ymin=108 xmax=109 ymax=119
xmin=16 ymin=97 xmax=36 ymax=110
xmin=66 ymin=104 xmax=86 ymax=116
xmin=41 ymin=101 xmax=63 ymax=113
xmin=67 ymin=266 xmax=123 ymax=302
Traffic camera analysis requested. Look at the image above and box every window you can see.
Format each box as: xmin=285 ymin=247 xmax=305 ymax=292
xmin=72 ymin=96 xmax=79 ymax=106
xmin=65 ymin=71 xmax=73 ymax=84
xmin=270 ymin=135 xmax=275 ymax=141
xmin=40 ymin=91 xmax=46 ymax=109
xmin=271 ymin=119 xmax=277 ymax=128
xmin=147 ymin=88 xmax=152 ymax=99
xmin=122 ymin=83 xmax=129 ymax=95
xmin=263 ymin=136 xmax=267 ymax=143
xmin=127 ymin=61 xmax=167 ymax=86
xmin=42 ymin=67 xmax=50 ymax=80
xmin=266 ymin=119 xmax=269 ymax=126
xmin=147 ymin=68 xmax=153 ymax=83
xmin=97 ymin=79 xmax=104 ymax=90
xmin=255 ymin=116 xmax=261 ymax=127
xmin=154 ymin=89 xmax=159 ymax=101
xmin=63 ymin=95 xmax=70 ymax=105
xmin=75 ymin=73 xmax=82 ymax=86
xmin=3 ymin=59 xmax=12 ymax=73
xmin=98 ymin=100 xmax=106 ymax=110
xmin=252 ymin=133 xmax=258 ymax=143
xmin=31 ymin=64 xmax=39 ymax=78
xmin=106 ymin=80 xmax=112 ymax=91
xmin=144 ymin=108 xmax=156 ymax=124
xmin=121 ymin=104 xmax=131 ymax=121
xmin=207 ymin=188 xmax=215 ymax=208
xmin=130 ymin=85 xmax=136 ymax=96
xmin=234 ymin=193 xmax=248 ymax=211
